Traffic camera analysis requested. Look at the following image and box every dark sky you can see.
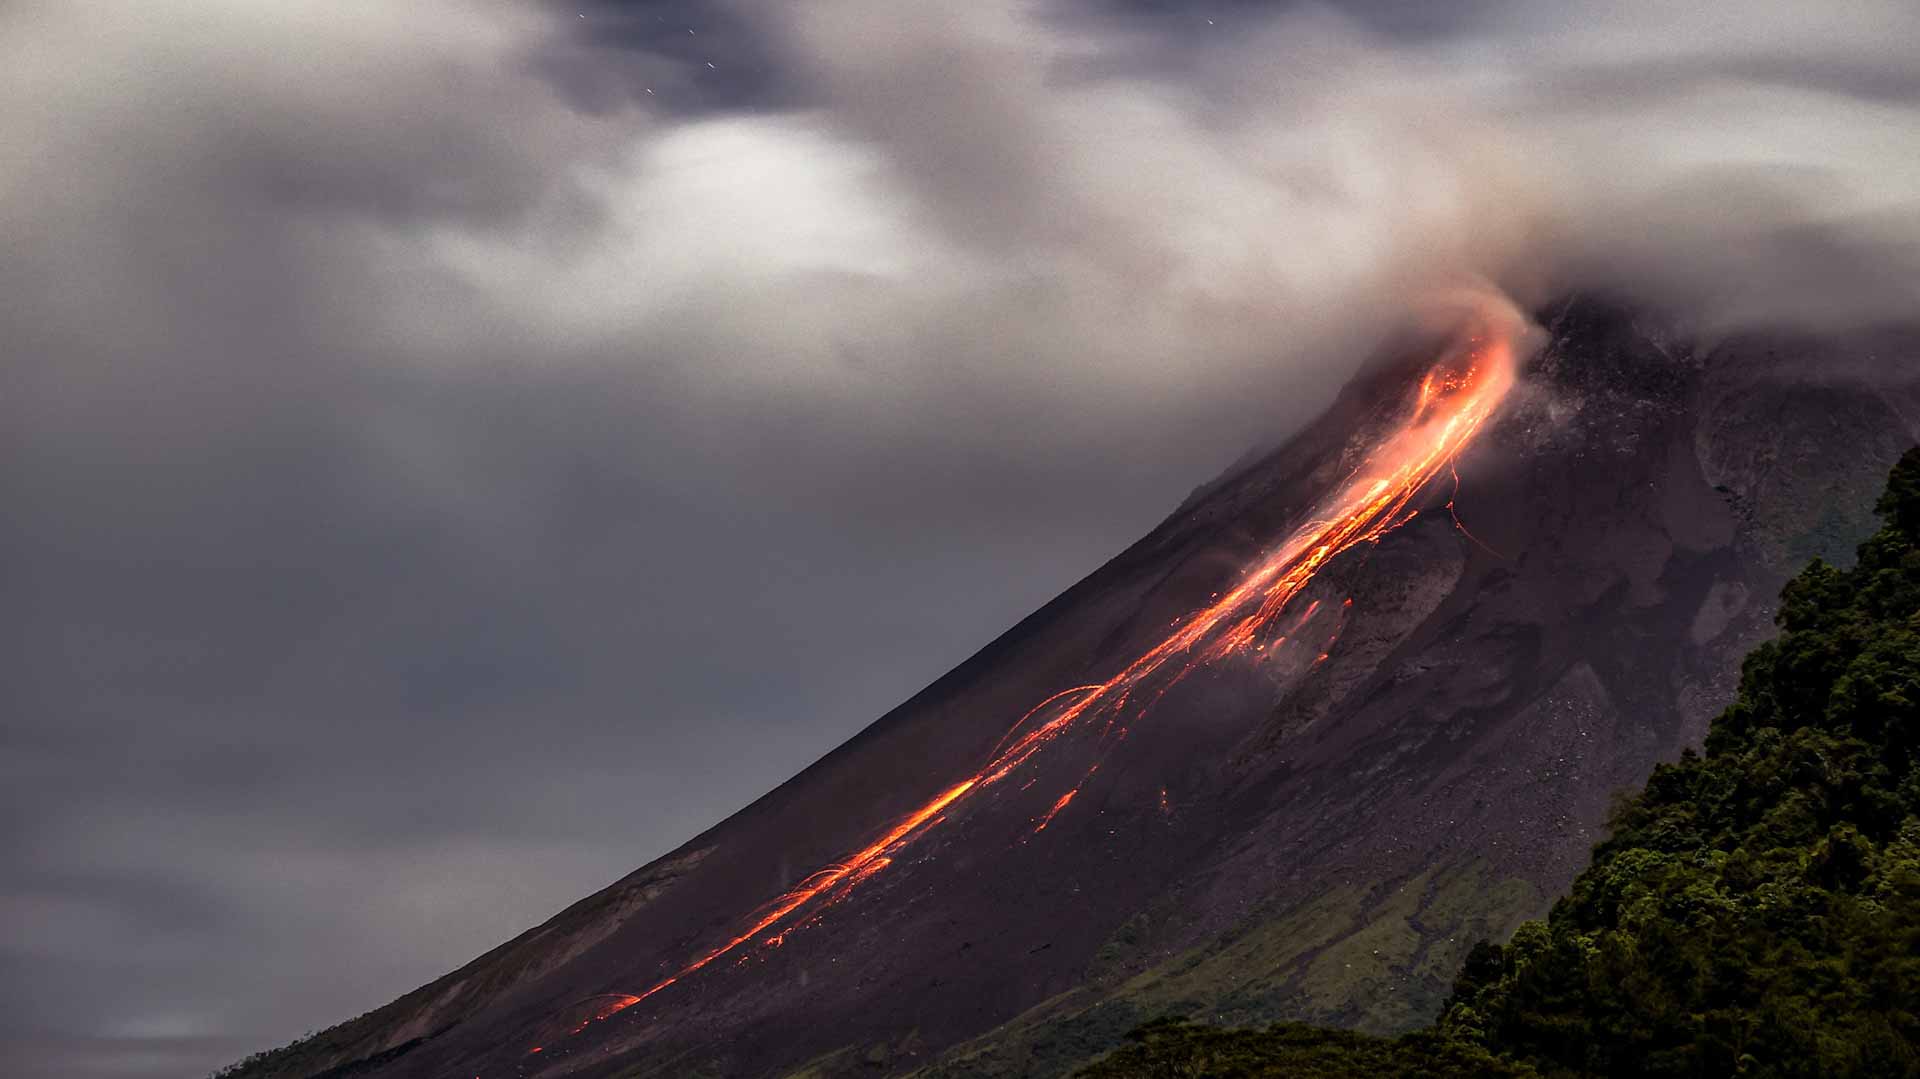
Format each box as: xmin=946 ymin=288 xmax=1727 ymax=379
xmin=5 ymin=3 xmax=1918 ymax=1077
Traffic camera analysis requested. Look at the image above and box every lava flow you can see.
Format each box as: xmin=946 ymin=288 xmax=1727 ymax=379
xmin=542 ymin=305 xmax=1521 ymax=1050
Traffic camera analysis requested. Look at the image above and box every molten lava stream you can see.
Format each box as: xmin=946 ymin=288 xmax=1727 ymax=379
xmin=540 ymin=313 xmax=1519 ymax=1049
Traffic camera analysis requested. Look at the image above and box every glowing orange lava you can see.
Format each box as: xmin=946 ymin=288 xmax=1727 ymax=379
xmin=541 ymin=308 xmax=1520 ymax=1050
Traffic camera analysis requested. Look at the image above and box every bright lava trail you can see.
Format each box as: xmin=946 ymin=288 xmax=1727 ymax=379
xmin=540 ymin=301 xmax=1522 ymax=1052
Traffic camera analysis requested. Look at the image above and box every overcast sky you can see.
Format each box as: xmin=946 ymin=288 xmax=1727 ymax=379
xmin=5 ymin=3 xmax=1919 ymax=1077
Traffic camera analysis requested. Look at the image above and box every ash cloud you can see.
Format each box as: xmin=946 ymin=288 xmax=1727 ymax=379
xmin=2 ymin=1 xmax=1917 ymax=1076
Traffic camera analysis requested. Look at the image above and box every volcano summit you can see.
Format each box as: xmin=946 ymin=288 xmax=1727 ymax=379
xmin=219 ymin=294 xmax=1920 ymax=1079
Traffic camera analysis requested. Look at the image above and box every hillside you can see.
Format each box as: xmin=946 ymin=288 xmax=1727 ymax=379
xmin=213 ymin=299 xmax=1920 ymax=1079
xmin=1081 ymin=449 xmax=1920 ymax=1077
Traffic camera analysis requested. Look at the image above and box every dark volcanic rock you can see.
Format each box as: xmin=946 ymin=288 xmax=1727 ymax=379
xmin=226 ymin=298 xmax=1920 ymax=1079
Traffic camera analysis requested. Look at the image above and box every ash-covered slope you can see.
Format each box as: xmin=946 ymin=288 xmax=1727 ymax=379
xmin=223 ymin=296 xmax=1920 ymax=1079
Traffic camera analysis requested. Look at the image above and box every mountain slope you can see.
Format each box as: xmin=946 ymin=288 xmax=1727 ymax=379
xmin=218 ymin=296 xmax=1920 ymax=1079
xmin=1081 ymin=447 xmax=1920 ymax=1078
xmin=902 ymin=303 xmax=1920 ymax=1079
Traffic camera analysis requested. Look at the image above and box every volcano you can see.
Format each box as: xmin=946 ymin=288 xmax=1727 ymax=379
xmin=225 ymin=294 xmax=1920 ymax=1079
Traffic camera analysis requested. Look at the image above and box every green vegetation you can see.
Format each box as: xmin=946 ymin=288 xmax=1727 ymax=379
xmin=1081 ymin=449 xmax=1920 ymax=1078
xmin=1075 ymin=1018 xmax=1530 ymax=1078
xmin=913 ymin=864 xmax=1542 ymax=1079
